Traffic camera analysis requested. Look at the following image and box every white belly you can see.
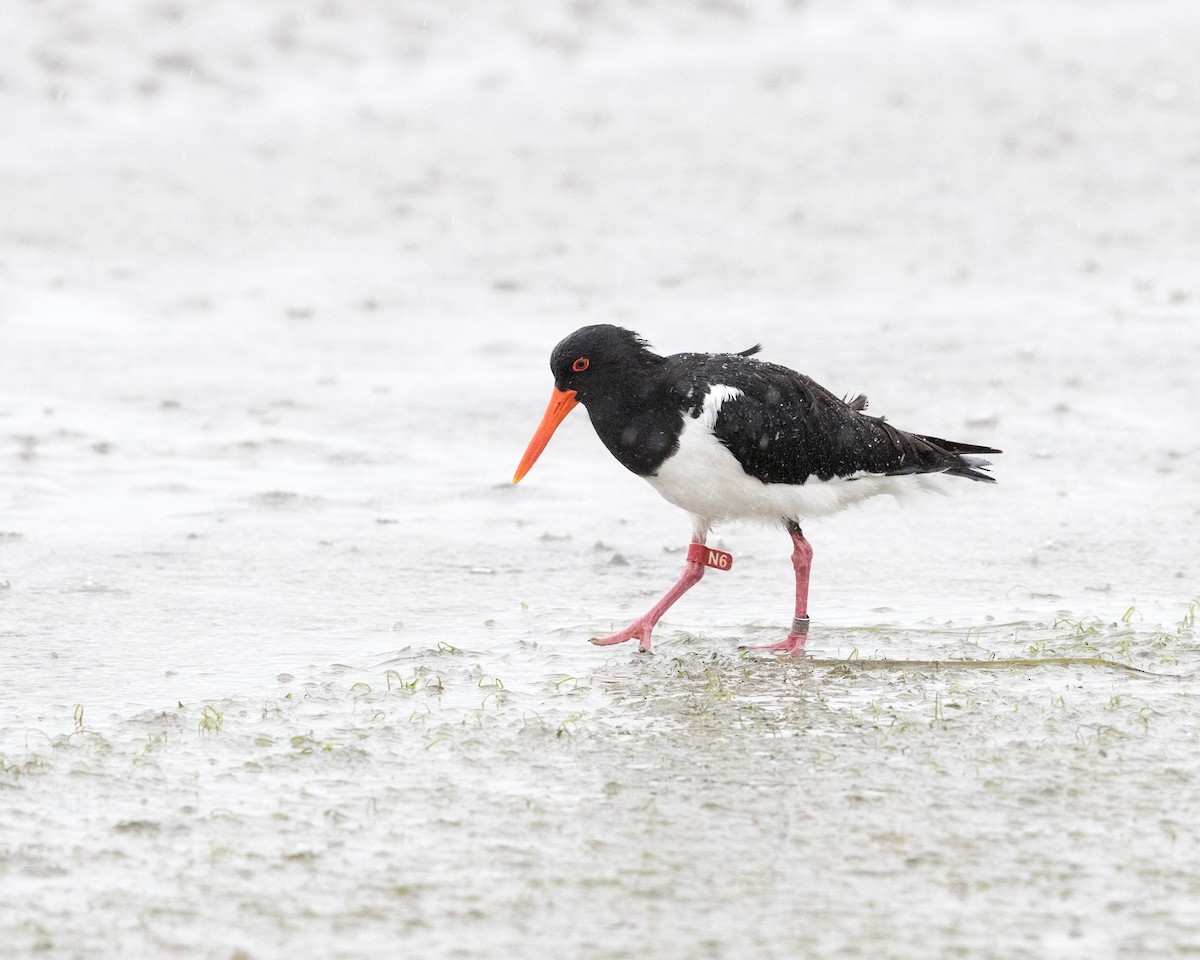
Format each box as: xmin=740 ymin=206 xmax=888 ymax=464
xmin=644 ymin=410 xmax=945 ymax=529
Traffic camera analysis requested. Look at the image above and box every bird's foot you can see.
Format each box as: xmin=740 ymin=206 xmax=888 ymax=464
xmin=739 ymin=617 xmax=809 ymax=658
xmin=740 ymin=634 xmax=808 ymax=657
xmin=590 ymin=619 xmax=655 ymax=653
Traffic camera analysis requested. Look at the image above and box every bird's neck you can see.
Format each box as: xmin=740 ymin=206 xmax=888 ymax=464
xmin=584 ymin=376 xmax=681 ymax=478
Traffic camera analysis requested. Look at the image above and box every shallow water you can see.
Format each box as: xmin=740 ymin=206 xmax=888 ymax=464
xmin=3 ymin=1 xmax=1199 ymax=957
xmin=4 ymin=624 xmax=1199 ymax=958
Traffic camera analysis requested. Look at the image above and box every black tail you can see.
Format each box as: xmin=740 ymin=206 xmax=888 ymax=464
xmin=915 ymin=433 xmax=1002 ymax=483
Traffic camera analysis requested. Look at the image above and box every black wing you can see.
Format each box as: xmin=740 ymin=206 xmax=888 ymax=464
xmin=669 ymin=355 xmax=999 ymax=484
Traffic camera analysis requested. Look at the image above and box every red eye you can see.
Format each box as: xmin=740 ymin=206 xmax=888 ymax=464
xmin=572 ymin=357 xmax=590 ymax=372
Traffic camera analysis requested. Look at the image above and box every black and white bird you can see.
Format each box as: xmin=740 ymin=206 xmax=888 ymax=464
xmin=513 ymin=324 xmax=1000 ymax=656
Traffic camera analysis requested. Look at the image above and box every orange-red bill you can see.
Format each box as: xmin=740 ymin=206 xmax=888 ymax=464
xmin=513 ymin=387 xmax=578 ymax=483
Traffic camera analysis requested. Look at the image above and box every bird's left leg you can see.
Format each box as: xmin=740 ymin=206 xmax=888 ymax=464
xmin=742 ymin=521 xmax=812 ymax=657
xmin=590 ymin=531 xmax=708 ymax=653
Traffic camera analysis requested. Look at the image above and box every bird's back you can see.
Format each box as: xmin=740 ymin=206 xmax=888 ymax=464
xmin=661 ymin=352 xmax=998 ymax=486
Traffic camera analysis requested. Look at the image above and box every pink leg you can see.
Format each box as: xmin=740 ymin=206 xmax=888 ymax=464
xmin=590 ymin=539 xmax=707 ymax=653
xmin=742 ymin=523 xmax=812 ymax=657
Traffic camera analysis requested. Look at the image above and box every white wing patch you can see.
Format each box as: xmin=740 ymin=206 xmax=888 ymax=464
xmin=699 ymin=384 xmax=743 ymax=430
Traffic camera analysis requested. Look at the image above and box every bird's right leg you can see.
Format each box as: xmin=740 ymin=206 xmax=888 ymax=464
xmin=590 ymin=535 xmax=708 ymax=653
xmin=741 ymin=521 xmax=812 ymax=657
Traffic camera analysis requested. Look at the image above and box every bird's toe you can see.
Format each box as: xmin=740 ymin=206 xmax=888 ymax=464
xmin=739 ymin=633 xmax=808 ymax=658
xmin=589 ymin=620 xmax=654 ymax=649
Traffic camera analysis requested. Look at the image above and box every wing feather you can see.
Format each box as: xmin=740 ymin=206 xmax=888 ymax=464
xmin=666 ymin=355 xmax=998 ymax=484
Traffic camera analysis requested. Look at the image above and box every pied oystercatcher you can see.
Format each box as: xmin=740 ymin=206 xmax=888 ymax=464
xmin=513 ymin=324 xmax=1000 ymax=655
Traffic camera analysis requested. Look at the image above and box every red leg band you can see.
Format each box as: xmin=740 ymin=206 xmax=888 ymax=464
xmin=686 ymin=543 xmax=733 ymax=571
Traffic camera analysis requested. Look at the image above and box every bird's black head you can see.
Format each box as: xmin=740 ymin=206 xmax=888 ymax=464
xmin=513 ymin=325 xmax=663 ymax=484
xmin=549 ymin=324 xmax=662 ymax=404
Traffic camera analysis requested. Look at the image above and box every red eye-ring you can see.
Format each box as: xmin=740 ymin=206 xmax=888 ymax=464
xmin=572 ymin=357 xmax=590 ymax=372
